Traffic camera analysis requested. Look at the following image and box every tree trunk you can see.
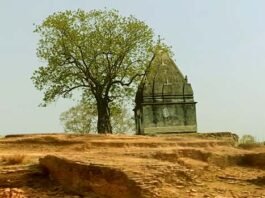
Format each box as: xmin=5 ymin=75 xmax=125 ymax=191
xmin=96 ymin=97 xmax=112 ymax=134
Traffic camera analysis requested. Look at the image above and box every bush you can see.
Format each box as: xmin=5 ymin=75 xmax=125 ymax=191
xmin=1 ymin=154 xmax=26 ymax=165
xmin=240 ymin=135 xmax=256 ymax=144
xmin=238 ymin=135 xmax=263 ymax=149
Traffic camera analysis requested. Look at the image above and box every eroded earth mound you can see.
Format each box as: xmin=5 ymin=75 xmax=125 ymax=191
xmin=0 ymin=133 xmax=264 ymax=198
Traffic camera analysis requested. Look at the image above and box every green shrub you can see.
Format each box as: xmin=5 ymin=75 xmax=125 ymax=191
xmin=238 ymin=134 xmax=263 ymax=149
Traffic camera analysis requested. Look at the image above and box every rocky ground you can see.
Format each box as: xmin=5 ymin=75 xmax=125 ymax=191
xmin=0 ymin=133 xmax=264 ymax=198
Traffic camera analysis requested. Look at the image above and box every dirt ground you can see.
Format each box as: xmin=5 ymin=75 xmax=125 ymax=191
xmin=0 ymin=133 xmax=264 ymax=198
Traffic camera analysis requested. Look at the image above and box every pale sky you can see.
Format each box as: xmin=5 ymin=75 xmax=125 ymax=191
xmin=0 ymin=0 xmax=265 ymax=140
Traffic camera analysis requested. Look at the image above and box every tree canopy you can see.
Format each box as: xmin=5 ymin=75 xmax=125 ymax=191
xmin=32 ymin=9 xmax=155 ymax=133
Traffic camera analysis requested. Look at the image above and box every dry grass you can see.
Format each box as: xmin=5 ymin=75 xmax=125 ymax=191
xmin=1 ymin=154 xmax=26 ymax=165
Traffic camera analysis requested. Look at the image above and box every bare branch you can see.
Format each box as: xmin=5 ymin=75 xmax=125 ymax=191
xmin=111 ymin=73 xmax=144 ymax=87
xmin=60 ymin=84 xmax=87 ymax=97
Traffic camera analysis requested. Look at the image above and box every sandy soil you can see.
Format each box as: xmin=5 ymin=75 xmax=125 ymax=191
xmin=0 ymin=133 xmax=264 ymax=198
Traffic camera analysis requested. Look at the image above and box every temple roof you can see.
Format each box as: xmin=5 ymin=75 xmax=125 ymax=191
xmin=138 ymin=50 xmax=194 ymax=98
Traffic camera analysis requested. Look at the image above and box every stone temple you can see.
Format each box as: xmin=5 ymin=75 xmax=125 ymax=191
xmin=134 ymin=50 xmax=197 ymax=134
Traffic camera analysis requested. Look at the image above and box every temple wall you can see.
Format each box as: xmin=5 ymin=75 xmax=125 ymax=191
xmin=142 ymin=103 xmax=196 ymax=133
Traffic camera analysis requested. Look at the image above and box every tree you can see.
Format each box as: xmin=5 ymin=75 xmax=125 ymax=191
xmin=239 ymin=134 xmax=256 ymax=144
xmin=60 ymin=101 xmax=97 ymax=134
xmin=60 ymin=100 xmax=134 ymax=134
xmin=110 ymin=103 xmax=135 ymax=133
xmin=32 ymin=9 xmax=154 ymax=133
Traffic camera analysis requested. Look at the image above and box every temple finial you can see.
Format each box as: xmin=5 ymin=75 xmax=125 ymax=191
xmin=158 ymin=35 xmax=161 ymax=44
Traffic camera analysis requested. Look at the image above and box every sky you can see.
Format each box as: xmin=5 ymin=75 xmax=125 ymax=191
xmin=0 ymin=0 xmax=265 ymax=139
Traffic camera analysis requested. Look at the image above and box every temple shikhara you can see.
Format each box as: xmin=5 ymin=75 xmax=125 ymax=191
xmin=134 ymin=50 xmax=197 ymax=134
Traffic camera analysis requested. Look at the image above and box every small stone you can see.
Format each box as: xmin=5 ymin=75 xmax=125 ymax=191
xmin=176 ymin=185 xmax=185 ymax=188
xmin=190 ymin=192 xmax=197 ymax=197
xmin=227 ymin=181 xmax=237 ymax=184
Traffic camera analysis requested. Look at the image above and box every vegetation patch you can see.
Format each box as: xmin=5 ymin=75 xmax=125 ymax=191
xmin=1 ymin=154 xmax=26 ymax=165
xmin=238 ymin=134 xmax=264 ymax=149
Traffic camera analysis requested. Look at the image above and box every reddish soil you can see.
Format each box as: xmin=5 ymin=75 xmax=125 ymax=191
xmin=0 ymin=133 xmax=264 ymax=198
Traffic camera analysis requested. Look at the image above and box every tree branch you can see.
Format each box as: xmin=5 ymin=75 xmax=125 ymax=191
xmin=60 ymin=84 xmax=88 ymax=97
xmin=111 ymin=73 xmax=144 ymax=87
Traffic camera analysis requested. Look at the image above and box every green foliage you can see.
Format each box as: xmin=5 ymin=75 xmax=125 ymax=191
xmin=60 ymin=101 xmax=97 ymax=134
xmin=32 ymin=9 xmax=156 ymax=133
xmin=60 ymin=101 xmax=134 ymax=134
xmin=110 ymin=103 xmax=135 ymax=133
xmin=239 ymin=134 xmax=256 ymax=144
xmin=32 ymin=9 xmax=154 ymax=105
xmin=238 ymin=134 xmax=264 ymax=149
